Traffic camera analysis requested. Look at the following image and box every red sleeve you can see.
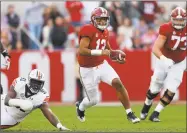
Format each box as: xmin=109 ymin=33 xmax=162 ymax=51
xmin=79 ymin=25 xmax=94 ymax=39
xmin=159 ymin=24 xmax=168 ymax=37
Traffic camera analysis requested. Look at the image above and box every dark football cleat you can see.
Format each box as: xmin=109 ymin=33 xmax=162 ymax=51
xmin=127 ymin=112 xmax=140 ymax=124
xmin=140 ymin=103 xmax=152 ymax=120
xmin=149 ymin=111 xmax=161 ymax=122
xmin=76 ymin=102 xmax=85 ymax=122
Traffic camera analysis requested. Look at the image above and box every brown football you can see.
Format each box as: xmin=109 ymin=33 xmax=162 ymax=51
xmin=109 ymin=50 xmax=126 ymax=61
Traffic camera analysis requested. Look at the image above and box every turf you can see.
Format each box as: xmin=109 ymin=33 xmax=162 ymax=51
xmin=4 ymin=104 xmax=186 ymax=132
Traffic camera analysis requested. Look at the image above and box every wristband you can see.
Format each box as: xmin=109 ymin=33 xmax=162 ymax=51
xmin=91 ymin=50 xmax=102 ymax=56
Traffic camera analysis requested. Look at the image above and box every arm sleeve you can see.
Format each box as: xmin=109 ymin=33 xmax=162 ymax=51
xmin=159 ymin=24 xmax=168 ymax=37
xmin=79 ymin=25 xmax=93 ymax=39
xmin=11 ymin=77 xmax=26 ymax=92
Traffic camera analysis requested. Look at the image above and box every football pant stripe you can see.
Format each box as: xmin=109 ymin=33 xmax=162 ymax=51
xmin=79 ymin=67 xmax=91 ymax=101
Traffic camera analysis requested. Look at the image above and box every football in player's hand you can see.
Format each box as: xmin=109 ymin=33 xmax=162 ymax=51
xmin=109 ymin=50 xmax=126 ymax=64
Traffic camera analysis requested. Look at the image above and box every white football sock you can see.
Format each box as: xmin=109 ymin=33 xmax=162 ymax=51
xmin=145 ymin=97 xmax=153 ymax=105
xmin=79 ymin=97 xmax=92 ymax=111
xmin=126 ymin=108 xmax=132 ymax=114
xmin=155 ymin=103 xmax=165 ymax=113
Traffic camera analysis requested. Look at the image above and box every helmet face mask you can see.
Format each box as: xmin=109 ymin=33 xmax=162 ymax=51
xmin=91 ymin=7 xmax=110 ymax=30
xmin=95 ymin=17 xmax=109 ymax=30
xmin=171 ymin=7 xmax=186 ymax=30
xmin=29 ymin=79 xmax=44 ymax=94
xmin=171 ymin=18 xmax=186 ymax=30
xmin=28 ymin=69 xmax=45 ymax=94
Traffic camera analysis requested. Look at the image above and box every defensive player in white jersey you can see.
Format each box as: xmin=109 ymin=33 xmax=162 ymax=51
xmin=140 ymin=7 xmax=186 ymax=122
xmin=0 ymin=69 xmax=70 ymax=131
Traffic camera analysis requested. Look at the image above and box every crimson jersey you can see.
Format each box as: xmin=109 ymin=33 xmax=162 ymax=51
xmin=159 ymin=22 xmax=186 ymax=63
xmin=78 ymin=24 xmax=109 ymax=67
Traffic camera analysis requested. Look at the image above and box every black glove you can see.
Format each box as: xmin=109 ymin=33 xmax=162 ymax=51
xmin=2 ymin=50 xmax=11 ymax=58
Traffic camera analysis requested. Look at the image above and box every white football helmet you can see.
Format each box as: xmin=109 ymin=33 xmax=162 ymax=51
xmin=170 ymin=7 xmax=186 ymax=30
xmin=28 ymin=69 xmax=45 ymax=93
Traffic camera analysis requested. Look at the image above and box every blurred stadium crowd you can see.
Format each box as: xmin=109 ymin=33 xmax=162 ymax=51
xmin=1 ymin=1 xmax=185 ymax=53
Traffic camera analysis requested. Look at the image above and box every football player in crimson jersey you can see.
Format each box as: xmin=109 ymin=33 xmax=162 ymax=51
xmin=76 ymin=7 xmax=140 ymax=124
xmin=140 ymin=7 xmax=186 ymax=122
xmin=0 ymin=69 xmax=70 ymax=131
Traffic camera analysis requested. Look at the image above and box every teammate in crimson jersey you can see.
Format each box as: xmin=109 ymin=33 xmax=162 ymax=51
xmin=76 ymin=7 xmax=140 ymax=123
xmin=140 ymin=7 xmax=186 ymax=122
xmin=77 ymin=24 xmax=109 ymax=67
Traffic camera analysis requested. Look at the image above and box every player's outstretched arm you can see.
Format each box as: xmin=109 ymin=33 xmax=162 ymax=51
xmin=79 ymin=37 xmax=110 ymax=56
xmin=4 ymin=85 xmax=33 ymax=112
xmin=40 ymin=103 xmax=70 ymax=131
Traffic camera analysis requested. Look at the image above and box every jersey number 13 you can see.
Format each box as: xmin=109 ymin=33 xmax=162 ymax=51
xmin=96 ymin=39 xmax=106 ymax=50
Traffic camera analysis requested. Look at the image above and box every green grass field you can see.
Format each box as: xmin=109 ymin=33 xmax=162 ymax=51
xmin=4 ymin=104 xmax=186 ymax=132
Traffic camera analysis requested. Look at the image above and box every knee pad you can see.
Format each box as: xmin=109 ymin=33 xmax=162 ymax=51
xmin=146 ymin=89 xmax=159 ymax=100
xmin=164 ymin=76 xmax=182 ymax=93
xmin=160 ymin=89 xmax=175 ymax=106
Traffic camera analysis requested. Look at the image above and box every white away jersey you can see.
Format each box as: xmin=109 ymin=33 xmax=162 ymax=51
xmin=5 ymin=77 xmax=49 ymax=122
